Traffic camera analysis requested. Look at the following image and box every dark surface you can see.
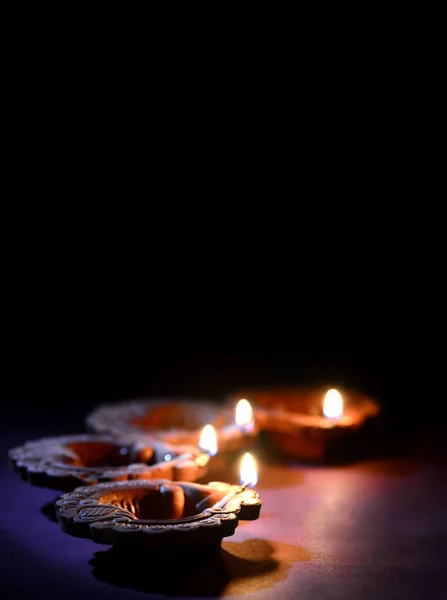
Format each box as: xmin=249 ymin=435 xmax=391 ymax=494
xmin=1 ymin=416 xmax=447 ymax=600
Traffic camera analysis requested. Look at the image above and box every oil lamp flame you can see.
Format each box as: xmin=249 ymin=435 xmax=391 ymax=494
xmin=323 ymin=389 xmax=343 ymax=419
xmin=235 ymin=399 xmax=254 ymax=431
xmin=240 ymin=452 xmax=257 ymax=487
xmin=199 ymin=424 xmax=218 ymax=456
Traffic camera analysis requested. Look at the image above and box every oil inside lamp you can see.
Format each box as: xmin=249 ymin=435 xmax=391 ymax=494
xmin=235 ymin=399 xmax=254 ymax=433
xmin=323 ymin=388 xmax=343 ymax=419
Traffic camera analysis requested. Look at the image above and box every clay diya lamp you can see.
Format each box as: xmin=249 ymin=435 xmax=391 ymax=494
xmin=86 ymin=397 xmax=259 ymax=454
xmin=56 ymin=453 xmax=261 ymax=550
xmin=228 ymin=386 xmax=380 ymax=463
xmin=8 ymin=433 xmax=211 ymax=491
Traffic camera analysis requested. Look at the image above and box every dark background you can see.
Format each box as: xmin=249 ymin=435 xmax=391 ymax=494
xmin=2 ymin=190 xmax=444 ymax=441
xmin=2 ymin=344 xmax=444 ymax=444
xmin=1 ymin=230 xmax=444 ymax=445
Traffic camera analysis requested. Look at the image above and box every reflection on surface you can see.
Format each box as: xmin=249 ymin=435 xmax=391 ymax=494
xmin=89 ymin=538 xmax=311 ymax=597
xmin=256 ymin=462 xmax=306 ymax=489
xmin=348 ymin=458 xmax=418 ymax=477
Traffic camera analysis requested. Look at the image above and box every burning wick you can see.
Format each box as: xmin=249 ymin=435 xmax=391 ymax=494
xmin=194 ymin=424 xmax=218 ymax=466
xmin=199 ymin=424 xmax=218 ymax=456
xmin=211 ymin=452 xmax=258 ymax=509
xmin=163 ymin=424 xmax=217 ymax=468
xmin=235 ymin=399 xmax=254 ymax=433
xmin=323 ymin=388 xmax=343 ymax=419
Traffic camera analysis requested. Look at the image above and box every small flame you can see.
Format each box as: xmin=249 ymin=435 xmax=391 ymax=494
xmin=199 ymin=424 xmax=218 ymax=456
xmin=323 ymin=389 xmax=343 ymax=419
xmin=240 ymin=452 xmax=257 ymax=487
xmin=235 ymin=399 xmax=254 ymax=431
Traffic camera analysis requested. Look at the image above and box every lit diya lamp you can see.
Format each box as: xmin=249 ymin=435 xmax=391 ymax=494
xmin=86 ymin=397 xmax=259 ymax=453
xmin=229 ymin=386 xmax=380 ymax=463
xmin=8 ymin=427 xmax=217 ymax=491
xmin=55 ymin=451 xmax=261 ymax=550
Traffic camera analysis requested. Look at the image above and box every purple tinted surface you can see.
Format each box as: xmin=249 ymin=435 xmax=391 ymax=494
xmin=1 ymin=424 xmax=447 ymax=600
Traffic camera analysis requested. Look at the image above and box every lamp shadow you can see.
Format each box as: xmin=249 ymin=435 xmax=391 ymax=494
xmin=40 ymin=498 xmax=59 ymax=523
xmin=89 ymin=538 xmax=310 ymax=597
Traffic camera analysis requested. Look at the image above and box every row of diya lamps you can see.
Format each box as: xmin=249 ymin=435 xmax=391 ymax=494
xmin=8 ymin=387 xmax=380 ymax=551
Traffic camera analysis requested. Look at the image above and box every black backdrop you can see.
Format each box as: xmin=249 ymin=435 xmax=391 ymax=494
xmin=1 ymin=346 xmax=442 ymax=438
xmin=2 ymin=210 xmax=443 ymax=440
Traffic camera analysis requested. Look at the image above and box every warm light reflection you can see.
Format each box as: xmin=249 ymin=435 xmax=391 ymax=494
xmin=240 ymin=452 xmax=257 ymax=486
xmin=199 ymin=424 xmax=218 ymax=456
xmin=235 ymin=399 xmax=254 ymax=432
xmin=323 ymin=389 xmax=343 ymax=418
